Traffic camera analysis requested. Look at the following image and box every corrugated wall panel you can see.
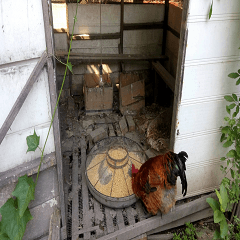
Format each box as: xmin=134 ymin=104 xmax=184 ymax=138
xmin=175 ymin=0 xmax=240 ymax=198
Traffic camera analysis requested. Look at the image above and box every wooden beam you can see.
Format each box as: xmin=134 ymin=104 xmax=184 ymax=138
xmin=56 ymin=52 xmax=168 ymax=63
xmin=123 ymin=22 xmax=164 ymax=31
xmin=152 ymin=61 xmax=175 ymax=92
xmin=42 ymin=0 xmax=66 ymax=228
xmin=162 ymin=0 xmax=169 ymax=55
xmin=0 ymin=51 xmax=47 ymax=145
xmin=167 ymin=25 xmax=180 ymax=39
xmin=72 ymin=33 xmax=120 ymax=40
xmin=147 ymin=207 xmax=213 ymax=235
xmin=96 ymin=193 xmax=215 ymax=240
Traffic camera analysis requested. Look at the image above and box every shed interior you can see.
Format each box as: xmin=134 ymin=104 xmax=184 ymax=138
xmin=51 ymin=1 xmax=207 ymax=239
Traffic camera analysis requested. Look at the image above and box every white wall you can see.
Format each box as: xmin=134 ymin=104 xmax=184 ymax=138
xmin=0 ymin=0 xmax=55 ymax=172
xmin=174 ymin=0 xmax=240 ymax=199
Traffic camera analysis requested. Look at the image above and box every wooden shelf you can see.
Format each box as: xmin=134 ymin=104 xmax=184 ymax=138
xmin=56 ymin=51 xmax=168 ymax=63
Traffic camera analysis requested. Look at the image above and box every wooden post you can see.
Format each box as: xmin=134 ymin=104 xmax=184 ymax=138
xmin=119 ymin=0 xmax=124 ymax=72
xmin=162 ymin=0 xmax=169 ymax=55
xmin=42 ymin=0 xmax=66 ymax=230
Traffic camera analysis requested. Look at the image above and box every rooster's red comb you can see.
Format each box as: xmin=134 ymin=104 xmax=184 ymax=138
xmin=132 ymin=164 xmax=138 ymax=174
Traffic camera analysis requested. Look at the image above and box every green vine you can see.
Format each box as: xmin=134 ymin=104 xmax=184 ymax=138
xmin=207 ymin=69 xmax=240 ymax=239
xmin=0 ymin=1 xmax=80 ymax=239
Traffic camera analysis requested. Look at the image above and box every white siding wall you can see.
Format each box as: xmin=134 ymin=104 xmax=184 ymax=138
xmin=175 ymin=0 xmax=240 ymax=199
xmin=0 ymin=0 xmax=55 ymax=172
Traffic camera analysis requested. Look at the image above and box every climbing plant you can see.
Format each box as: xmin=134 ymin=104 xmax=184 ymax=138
xmin=0 ymin=1 xmax=80 ymax=239
xmin=207 ymin=70 xmax=240 ymax=239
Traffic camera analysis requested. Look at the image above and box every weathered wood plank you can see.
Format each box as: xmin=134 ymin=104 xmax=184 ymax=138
xmin=93 ymin=198 xmax=105 ymax=238
xmin=135 ymin=201 xmax=148 ymax=221
xmin=0 ymin=152 xmax=56 ymax=189
xmin=105 ymin=207 xmax=115 ymax=234
xmin=48 ymin=208 xmax=61 ymax=240
xmin=42 ymin=0 xmax=66 ymax=227
xmin=0 ymin=51 xmax=47 ymax=145
xmin=152 ymin=61 xmax=175 ymax=92
xmin=167 ymin=25 xmax=180 ymax=39
xmin=147 ymin=207 xmax=213 ymax=235
xmin=71 ymin=149 xmax=79 ymax=240
xmin=123 ymin=22 xmax=164 ymax=31
xmin=116 ymin=209 xmax=125 ymax=230
xmin=126 ymin=207 xmax=136 ymax=226
xmin=80 ymin=137 xmax=92 ymax=240
xmin=97 ymin=193 xmax=216 ymax=240
xmin=75 ymin=226 xmax=99 ymax=235
xmin=56 ymin=52 xmax=168 ymax=64
xmin=148 ymin=233 xmax=173 ymax=240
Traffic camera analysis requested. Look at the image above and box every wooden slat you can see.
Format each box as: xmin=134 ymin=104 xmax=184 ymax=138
xmin=135 ymin=201 xmax=149 ymax=221
xmin=123 ymin=22 xmax=164 ymax=31
xmin=116 ymin=209 xmax=125 ymax=230
xmin=80 ymin=137 xmax=92 ymax=240
xmin=93 ymin=198 xmax=105 ymax=238
xmin=48 ymin=208 xmax=61 ymax=240
xmin=152 ymin=61 xmax=175 ymax=92
xmin=96 ymin=193 xmax=216 ymax=240
xmin=126 ymin=207 xmax=136 ymax=226
xmin=0 ymin=51 xmax=47 ymax=145
xmin=42 ymin=0 xmax=66 ymax=227
xmin=167 ymin=25 xmax=180 ymax=39
xmin=105 ymin=207 xmax=115 ymax=234
xmin=72 ymin=33 xmax=120 ymax=40
xmin=148 ymin=233 xmax=173 ymax=240
xmin=147 ymin=207 xmax=213 ymax=235
xmin=71 ymin=149 xmax=79 ymax=240
xmin=56 ymin=52 xmax=168 ymax=63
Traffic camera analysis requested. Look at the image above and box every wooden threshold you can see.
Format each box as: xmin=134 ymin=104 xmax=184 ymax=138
xmin=56 ymin=51 xmax=168 ymax=63
xmin=152 ymin=61 xmax=175 ymax=92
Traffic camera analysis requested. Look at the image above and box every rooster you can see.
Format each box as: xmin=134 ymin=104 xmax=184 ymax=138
xmin=132 ymin=151 xmax=188 ymax=215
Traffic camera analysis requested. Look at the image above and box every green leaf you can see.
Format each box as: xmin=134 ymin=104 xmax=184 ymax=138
xmin=220 ymin=157 xmax=226 ymax=161
xmin=228 ymin=72 xmax=239 ymax=79
xmin=209 ymin=1 xmax=213 ymax=19
xmin=220 ymin=218 xmax=229 ymax=239
xmin=221 ymin=126 xmax=230 ymax=134
xmin=0 ymin=198 xmax=33 ymax=240
xmin=232 ymin=93 xmax=238 ymax=101
xmin=0 ymin=223 xmax=10 ymax=240
xmin=215 ymin=189 xmax=222 ymax=206
xmin=214 ymin=210 xmax=225 ymax=223
xmin=26 ymin=130 xmax=40 ymax=152
xmin=12 ymin=175 xmax=35 ymax=217
xmin=213 ymin=230 xmax=221 ymax=239
xmin=224 ymin=95 xmax=234 ymax=102
xmin=238 ymin=69 xmax=240 ymax=74
xmin=223 ymin=140 xmax=233 ymax=148
xmin=228 ymin=103 xmax=236 ymax=109
xmin=236 ymin=78 xmax=240 ymax=85
xmin=226 ymin=150 xmax=236 ymax=158
xmin=236 ymin=105 xmax=239 ymax=115
xmin=220 ymin=184 xmax=229 ymax=211
xmin=66 ymin=62 xmax=73 ymax=74
xmin=206 ymin=197 xmax=220 ymax=212
xmin=220 ymin=134 xmax=226 ymax=142
xmin=226 ymin=105 xmax=231 ymax=114
xmin=231 ymin=169 xmax=235 ymax=179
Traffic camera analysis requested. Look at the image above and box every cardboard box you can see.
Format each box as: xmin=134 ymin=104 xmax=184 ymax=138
xmin=84 ymin=74 xmax=113 ymax=115
xmin=119 ymin=73 xmax=145 ymax=115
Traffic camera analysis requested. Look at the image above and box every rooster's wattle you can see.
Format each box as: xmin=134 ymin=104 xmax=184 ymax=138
xmin=132 ymin=151 xmax=188 ymax=215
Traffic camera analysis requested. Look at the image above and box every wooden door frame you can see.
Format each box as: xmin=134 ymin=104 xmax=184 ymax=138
xmin=170 ymin=0 xmax=190 ymax=151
